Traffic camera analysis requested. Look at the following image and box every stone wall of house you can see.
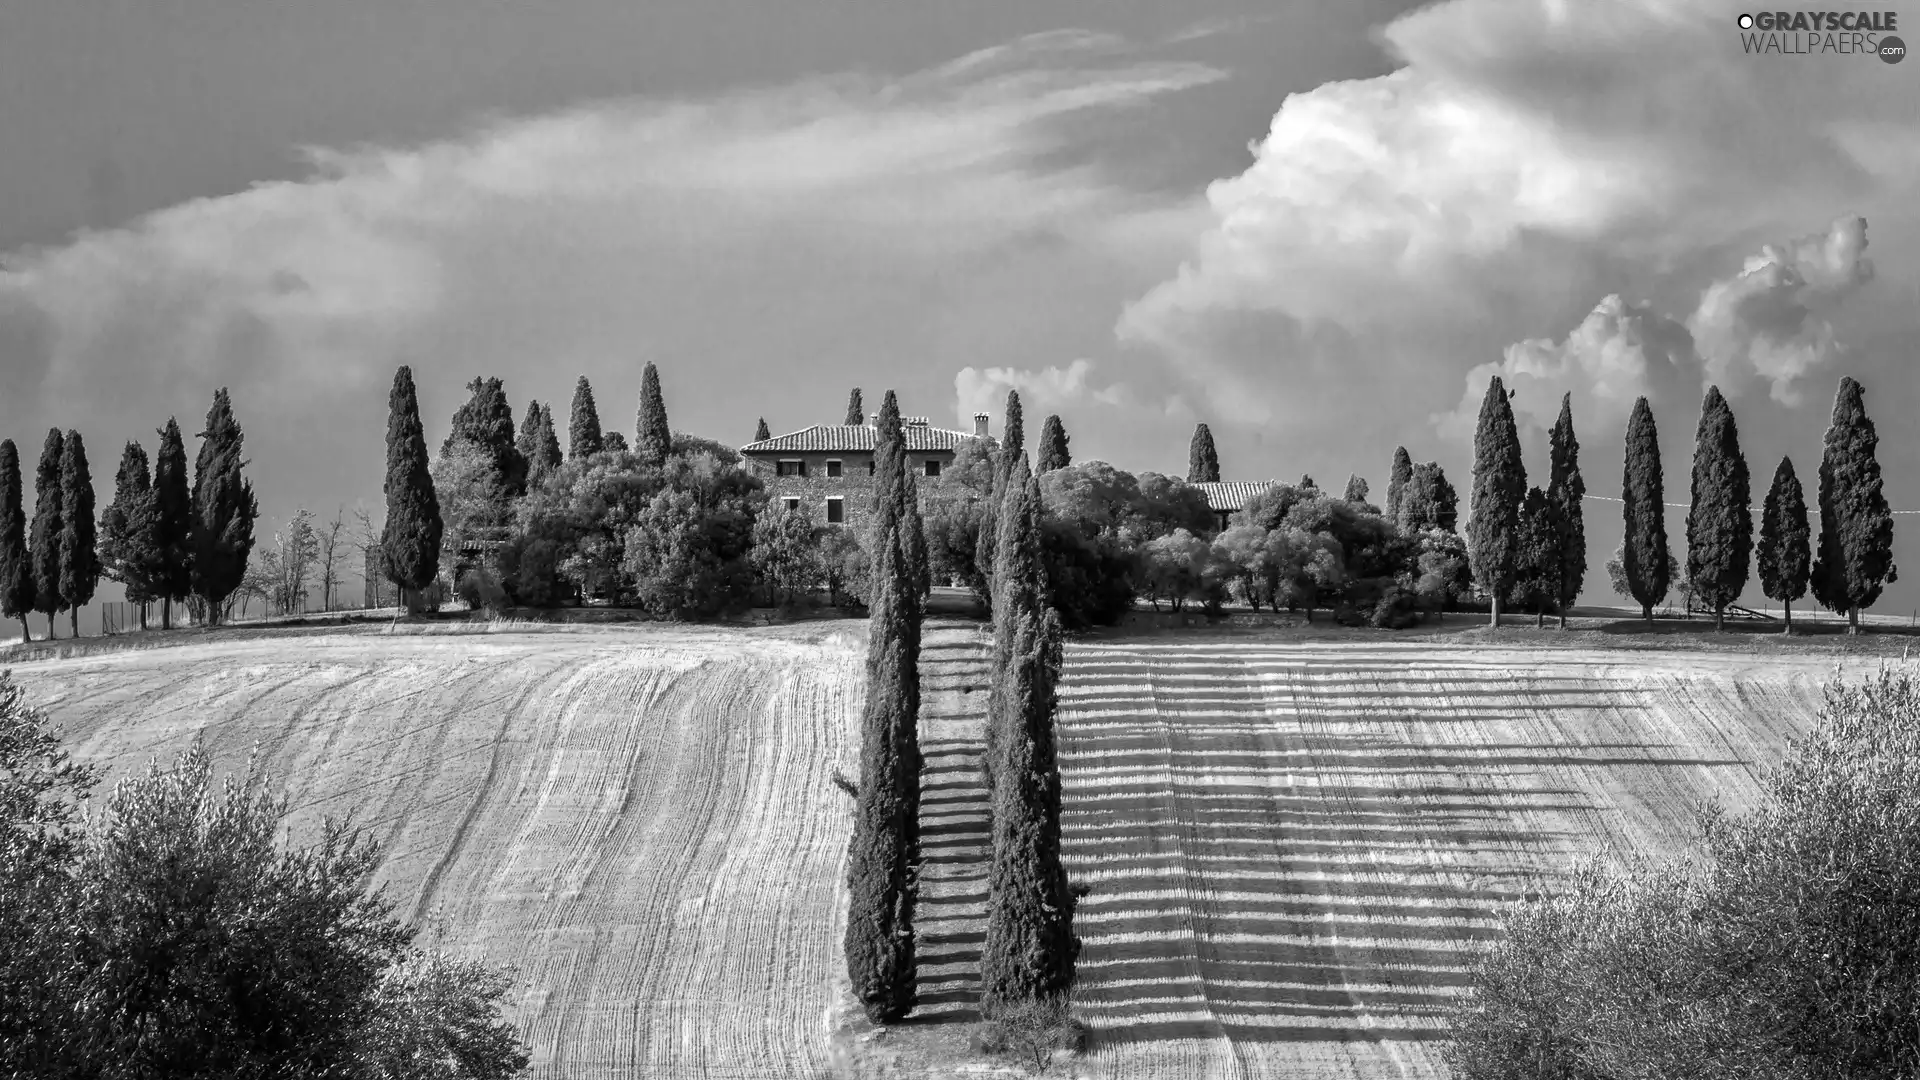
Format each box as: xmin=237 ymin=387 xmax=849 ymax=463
xmin=754 ymin=465 xmax=953 ymax=534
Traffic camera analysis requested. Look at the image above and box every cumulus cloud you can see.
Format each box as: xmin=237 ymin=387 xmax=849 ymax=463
xmin=953 ymin=358 xmax=1186 ymax=429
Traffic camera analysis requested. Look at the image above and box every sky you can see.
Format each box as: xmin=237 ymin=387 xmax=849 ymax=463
xmin=2 ymin=0 xmax=1917 ymax=619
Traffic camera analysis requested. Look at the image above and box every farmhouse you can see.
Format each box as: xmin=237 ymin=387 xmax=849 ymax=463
xmin=1191 ymin=480 xmax=1277 ymax=530
xmin=741 ymin=412 xmax=992 ymax=531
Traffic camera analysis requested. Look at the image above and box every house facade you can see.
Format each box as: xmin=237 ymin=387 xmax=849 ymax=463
xmin=1190 ymin=480 xmax=1277 ymax=531
xmin=741 ymin=413 xmax=991 ymax=532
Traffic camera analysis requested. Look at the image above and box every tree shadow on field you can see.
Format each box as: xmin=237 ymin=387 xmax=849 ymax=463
xmin=1050 ymin=648 xmax=1730 ymax=1049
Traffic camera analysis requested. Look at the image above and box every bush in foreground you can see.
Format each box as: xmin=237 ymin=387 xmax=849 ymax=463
xmin=1446 ymin=668 xmax=1920 ymax=1080
xmin=0 ymin=671 xmax=529 ymax=1078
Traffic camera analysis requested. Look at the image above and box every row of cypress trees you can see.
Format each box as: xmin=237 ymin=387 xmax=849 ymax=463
xmin=1466 ymin=375 xmax=1892 ymax=632
xmin=0 ymin=392 xmax=256 ymax=640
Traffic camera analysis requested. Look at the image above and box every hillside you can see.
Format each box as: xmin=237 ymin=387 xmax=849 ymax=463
xmin=7 ymin=623 xmax=863 ymax=1080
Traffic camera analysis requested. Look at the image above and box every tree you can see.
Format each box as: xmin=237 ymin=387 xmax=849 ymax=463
xmin=1187 ymin=423 xmax=1219 ymax=483
xmin=381 ymin=366 xmax=443 ymax=614
xmin=1467 ymin=376 xmax=1526 ymax=627
xmin=1685 ymin=387 xmax=1753 ymax=631
xmin=568 ymin=375 xmax=604 ymax=460
xmin=99 ymin=441 xmax=157 ymax=627
xmin=1508 ymin=486 xmax=1555 ymax=627
xmin=1402 ymin=462 xmax=1459 ymax=532
xmin=434 ymin=442 xmax=509 ymax=549
xmin=1758 ymin=457 xmax=1811 ymax=635
xmin=602 ymin=431 xmax=628 ymax=453
xmin=1344 ymin=474 xmax=1369 ymax=503
xmin=1621 ymin=396 xmax=1670 ymax=623
xmin=58 ymin=431 xmax=100 ymax=638
xmin=268 ymin=509 xmax=317 ymax=614
xmin=905 ymin=470 xmax=930 ymax=601
xmin=516 ymin=400 xmax=563 ymax=490
xmin=980 ymin=453 xmax=1078 ymax=1016
xmin=443 ymin=377 xmax=527 ymax=501
xmin=1001 ymin=390 xmax=1025 ymax=484
xmin=752 ymin=506 xmax=819 ymax=606
xmin=636 ymin=361 xmax=672 ymax=469
xmin=1142 ymin=528 xmax=1211 ymax=611
xmin=1811 ymin=376 xmax=1896 ymax=633
xmin=1546 ymin=394 xmax=1586 ymax=628
xmin=28 ymin=429 xmax=64 ymax=639
xmin=1387 ymin=447 xmax=1414 ymax=529
xmin=754 ymin=417 xmax=771 ymax=443
xmin=316 ymin=508 xmax=346 ymax=612
xmin=846 ymin=388 xmax=864 ymax=426
xmin=150 ymin=418 xmax=194 ymax=629
xmin=1036 ymin=415 xmax=1070 ymax=474
xmin=189 ymin=389 xmax=259 ymax=626
xmin=0 ymin=442 xmax=33 ymax=642
xmin=843 ymin=389 xmax=922 ymax=1023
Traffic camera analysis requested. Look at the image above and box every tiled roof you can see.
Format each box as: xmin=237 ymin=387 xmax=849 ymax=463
xmin=742 ymin=424 xmax=982 ymax=454
xmin=1190 ymin=480 xmax=1277 ymax=513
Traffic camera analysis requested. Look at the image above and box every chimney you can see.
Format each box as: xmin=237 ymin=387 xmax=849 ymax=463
xmin=904 ymin=416 xmax=930 ymax=428
xmin=973 ymin=412 xmax=990 ymax=438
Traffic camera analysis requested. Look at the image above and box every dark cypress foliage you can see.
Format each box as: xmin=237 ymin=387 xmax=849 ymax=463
xmin=150 ymin=419 xmax=194 ymax=629
xmin=1685 ymin=387 xmax=1752 ymax=631
xmin=846 ymin=388 xmax=864 ymax=426
xmin=59 ymin=431 xmax=100 ymax=638
xmin=1621 ymin=396 xmax=1670 ymax=623
xmin=1810 ymin=376 xmax=1895 ymax=633
xmin=381 ymin=366 xmax=443 ymax=611
xmin=529 ymin=403 xmax=564 ymax=486
xmin=1467 ymin=376 xmax=1526 ymax=627
xmin=189 ymin=389 xmax=259 ymax=625
xmin=1036 ymin=415 xmax=1070 ymax=474
xmin=602 ymin=431 xmax=628 ymax=453
xmin=980 ymin=453 xmax=1077 ymax=1016
xmin=1546 ymin=394 xmax=1586 ymax=627
xmin=1403 ymin=462 xmax=1459 ymax=532
xmin=1758 ymin=456 xmax=1811 ymax=635
xmin=516 ymin=399 xmax=544 ymax=482
xmin=445 ymin=378 xmax=527 ymax=499
xmin=1510 ymin=486 xmax=1555 ymax=627
xmin=843 ymin=389 xmax=923 ymax=1023
xmin=1299 ymin=474 xmax=1318 ymax=492
xmin=568 ymin=375 xmax=604 ymax=460
xmin=99 ymin=441 xmax=157 ymax=618
xmin=0 ymin=442 xmax=34 ymax=641
xmin=754 ymin=417 xmax=771 ymax=443
xmin=904 ymin=470 xmax=930 ymax=600
xmin=1187 ymin=423 xmax=1219 ymax=483
xmin=1001 ymin=390 xmax=1025 ymax=484
xmin=1344 ymin=475 xmax=1369 ymax=503
xmin=636 ymin=362 xmax=671 ymax=469
xmin=1387 ymin=447 xmax=1414 ymax=530
xmin=29 ymin=430 xmax=64 ymax=638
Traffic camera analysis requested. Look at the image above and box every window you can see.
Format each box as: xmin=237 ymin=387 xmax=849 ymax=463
xmin=826 ymin=459 xmax=842 ymax=478
xmin=776 ymin=459 xmax=806 ymax=477
xmin=867 ymin=460 xmax=876 ymax=476
xmin=924 ymin=459 xmax=942 ymax=478
xmin=783 ymin=497 xmax=801 ymax=513
xmin=826 ymin=497 xmax=845 ymax=524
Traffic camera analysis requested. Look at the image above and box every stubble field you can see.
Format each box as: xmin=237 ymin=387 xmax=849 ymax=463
xmin=3 ymin=620 xmax=1889 ymax=1079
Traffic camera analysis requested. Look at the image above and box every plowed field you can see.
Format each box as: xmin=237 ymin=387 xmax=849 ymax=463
xmin=7 ymin=624 xmax=863 ymax=1080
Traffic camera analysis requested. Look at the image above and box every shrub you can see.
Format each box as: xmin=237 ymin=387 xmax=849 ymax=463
xmin=1446 ymin=668 xmax=1920 ymax=1080
xmin=456 ymin=565 xmax=510 ymax=614
xmin=969 ymin=994 xmax=1088 ymax=1074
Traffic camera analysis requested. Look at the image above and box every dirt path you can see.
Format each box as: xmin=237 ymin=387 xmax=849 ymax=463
xmin=9 ymin=624 xmax=863 ymax=1080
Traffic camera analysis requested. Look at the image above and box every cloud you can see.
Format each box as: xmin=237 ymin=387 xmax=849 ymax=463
xmin=0 ymin=31 xmax=1217 ymax=531
xmin=953 ymin=358 xmax=1158 ymax=422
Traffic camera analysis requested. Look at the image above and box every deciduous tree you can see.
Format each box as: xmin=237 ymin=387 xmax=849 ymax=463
xmin=1758 ymin=456 xmax=1811 ymax=635
xmin=1811 ymin=376 xmax=1896 ymax=633
xmin=1467 ymin=376 xmax=1526 ymax=627
xmin=1621 ymin=397 xmax=1670 ymax=622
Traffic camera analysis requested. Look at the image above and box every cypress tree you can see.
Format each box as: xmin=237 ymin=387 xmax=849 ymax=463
xmin=1758 ymin=456 xmax=1811 ymax=635
xmin=1685 ymin=387 xmax=1752 ymax=631
xmin=1510 ymin=486 xmax=1554 ymax=627
xmin=59 ymin=431 xmax=100 ymax=638
xmin=636 ymin=362 xmax=672 ymax=468
xmin=568 ymin=375 xmax=604 ymax=460
xmin=1810 ymin=376 xmax=1895 ymax=633
xmin=382 ymin=366 xmax=443 ymax=614
xmin=1403 ymin=462 xmax=1459 ymax=532
xmin=1387 ymin=447 xmax=1414 ymax=530
xmin=189 ymin=389 xmax=259 ymax=626
xmin=1621 ymin=397 xmax=1670 ymax=623
xmin=100 ymin=441 xmax=156 ymax=627
xmin=1299 ymin=474 xmax=1318 ymax=492
xmin=1467 ymin=376 xmax=1526 ymax=627
xmin=1001 ymin=390 xmax=1025 ymax=484
xmin=28 ymin=430 xmax=64 ymax=638
xmin=602 ymin=431 xmax=628 ymax=453
xmin=0 ymin=441 xmax=34 ymax=642
xmin=980 ymin=452 xmax=1078 ymax=1016
xmin=1187 ymin=423 xmax=1220 ymax=483
xmin=445 ymin=378 xmax=526 ymax=500
xmin=846 ymin=388 xmax=864 ymax=426
xmin=516 ymin=399 xmax=544 ymax=482
xmin=754 ymin=417 xmax=771 ymax=443
xmin=1546 ymin=394 xmax=1586 ymax=628
xmin=843 ymin=389 xmax=922 ymax=1023
xmin=150 ymin=419 xmax=194 ymax=629
xmin=530 ymin=403 xmax=563 ymax=486
xmin=904 ymin=470 xmax=930 ymax=600
xmin=1036 ymin=415 xmax=1070 ymax=474
xmin=1344 ymin=475 xmax=1369 ymax=503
